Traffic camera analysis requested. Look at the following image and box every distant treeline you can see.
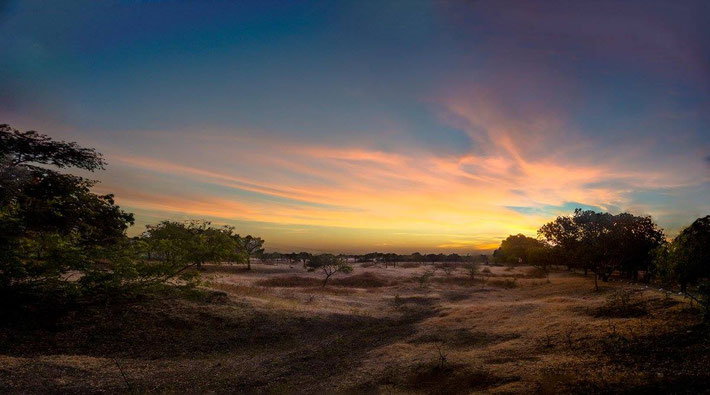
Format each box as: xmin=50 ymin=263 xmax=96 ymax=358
xmin=260 ymin=251 xmax=490 ymax=264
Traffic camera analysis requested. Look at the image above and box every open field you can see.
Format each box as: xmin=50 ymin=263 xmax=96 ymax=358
xmin=2 ymin=263 xmax=708 ymax=394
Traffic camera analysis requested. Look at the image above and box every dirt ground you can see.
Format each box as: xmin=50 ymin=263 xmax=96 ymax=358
xmin=1 ymin=262 xmax=709 ymax=394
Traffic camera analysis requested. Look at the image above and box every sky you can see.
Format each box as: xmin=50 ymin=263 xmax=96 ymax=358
xmin=1 ymin=0 xmax=709 ymax=253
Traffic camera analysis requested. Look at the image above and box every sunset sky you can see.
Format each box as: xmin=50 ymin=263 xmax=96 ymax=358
xmin=2 ymin=1 xmax=709 ymax=253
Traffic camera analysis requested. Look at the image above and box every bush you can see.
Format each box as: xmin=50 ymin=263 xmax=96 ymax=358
xmin=400 ymin=262 xmax=422 ymax=269
xmin=593 ymin=289 xmax=647 ymax=318
xmin=331 ymin=272 xmax=395 ymax=287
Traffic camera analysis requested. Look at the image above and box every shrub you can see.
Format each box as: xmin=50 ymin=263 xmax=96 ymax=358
xmin=331 ymin=272 xmax=394 ymax=287
xmin=412 ymin=269 xmax=435 ymax=288
xmin=593 ymin=289 xmax=647 ymax=318
xmin=400 ymin=262 xmax=422 ymax=269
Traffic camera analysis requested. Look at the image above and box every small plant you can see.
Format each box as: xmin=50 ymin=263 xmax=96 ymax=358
xmin=412 ymin=269 xmax=435 ymax=288
xmin=543 ymin=335 xmax=554 ymax=348
xmin=594 ymin=289 xmax=647 ymax=318
xmin=564 ymin=326 xmax=574 ymax=349
xmin=465 ymin=262 xmax=479 ymax=281
xmin=393 ymin=293 xmax=402 ymax=306
xmin=435 ymin=344 xmax=448 ymax=370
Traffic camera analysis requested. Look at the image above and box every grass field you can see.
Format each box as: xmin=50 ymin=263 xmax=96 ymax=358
xmin=2 ymin=262 xmax=708 ymax=393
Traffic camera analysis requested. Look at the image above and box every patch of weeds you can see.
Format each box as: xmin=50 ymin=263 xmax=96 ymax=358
xmin=409 ymin=328 xmax=520 ymax=348
xmin=487 ymin=278 xmax=518 ymax=288
xmin=442 ymin=290 xmax=470 ymax=302
xmin=331 ymin=272 xmax=395 ymax=287
xmin=400 ymin=262 xmax=422 ymax=269
xmin=402 ymin=362 xmax=518 ymax=394
xmin=593 ymin=289 xmax=647 ymax=318
xmin=411 ymin=269 xmax=435 ymax=288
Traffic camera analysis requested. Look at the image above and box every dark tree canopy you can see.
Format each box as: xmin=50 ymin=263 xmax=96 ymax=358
xmin=493 ymin=234 xmax=547 ymax=265
xmin=0 ymin=124 xmax=105 ymax=171
xmin=537 ymin=209 xmax=664 ymax=290
xmin=664 ymin=215 xmax=710 ymax=292
xmin=0 ymin=125 xmax=133 ymax=293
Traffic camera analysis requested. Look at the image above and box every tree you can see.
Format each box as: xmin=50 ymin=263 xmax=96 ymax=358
xmin=306 ymin=254 xmax=353 ymax=287
xmin=237 ymin=235 xmax=264 ymax=270
xmin=667 ymin=216 xmax=710 ymax=293
xmin=141 ymin=220 xmax=243 ymax=271
xmin=538 ymin=209 xmax=664 ymax=291
xmin=0 ymin=125 xmax=134 ymax=295
xmin=493 ymin=234 xmax=546 ymax=266
xmin=527 ymin=244 xmax=553 ymax=281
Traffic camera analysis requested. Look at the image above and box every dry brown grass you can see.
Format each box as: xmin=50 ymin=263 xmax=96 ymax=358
xmin=2 ymin=263 xmax=709 ymax=393
xmin=256 ymin=272 xmax=396 ymax=289
xmin=255 ymin=275 xmax=322 ymax=287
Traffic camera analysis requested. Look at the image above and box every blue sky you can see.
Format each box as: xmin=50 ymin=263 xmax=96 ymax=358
xmin=2 ymin=0 xmax=709 ymax=252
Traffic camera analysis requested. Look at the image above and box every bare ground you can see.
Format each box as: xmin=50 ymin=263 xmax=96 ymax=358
xmin=1 ymin=263 xmax=708 ymax=394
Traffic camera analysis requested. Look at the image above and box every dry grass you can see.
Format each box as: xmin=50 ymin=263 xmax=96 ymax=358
xmin=256 ymin=275 xmax=322 ymax=287
xmin=256 ymin=272 xmax=396 ymax=288
xmin=2 ymin=263 xmax=709 ymax=393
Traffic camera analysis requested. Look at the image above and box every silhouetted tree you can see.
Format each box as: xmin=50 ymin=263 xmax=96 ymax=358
xmin=306 ymin=254 xmax=353 ymax=287
xmin=538 ymin=209 xmax=664 ymax=291
xmin=666 ymin=216 xmax=710 ymax=293
xmin=237 ymin=235 xmax=264 ymax=270
xmin=493 ymin=234 xmax=546 ymax=266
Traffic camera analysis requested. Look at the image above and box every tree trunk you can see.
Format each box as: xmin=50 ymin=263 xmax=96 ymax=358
xmin=246 ymin=255 xmax=251 ymax=270
xmin=594 ymin=272 xmax=599 ymax=291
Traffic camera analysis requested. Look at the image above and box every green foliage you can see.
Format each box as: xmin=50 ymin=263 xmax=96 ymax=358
xmin=0 ymin=125 xmax=134 ymax=296
xmin=0 ymin=124 xmax=258 ymax=303
xmin=142 ymin=220 xmax=245 ymax=268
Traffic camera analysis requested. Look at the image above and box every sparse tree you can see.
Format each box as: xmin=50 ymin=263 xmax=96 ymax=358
xmin=306 ymin=254 xmax=353 ymax=287
xmin=236 ymin=235 xmax=264 ymax=270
